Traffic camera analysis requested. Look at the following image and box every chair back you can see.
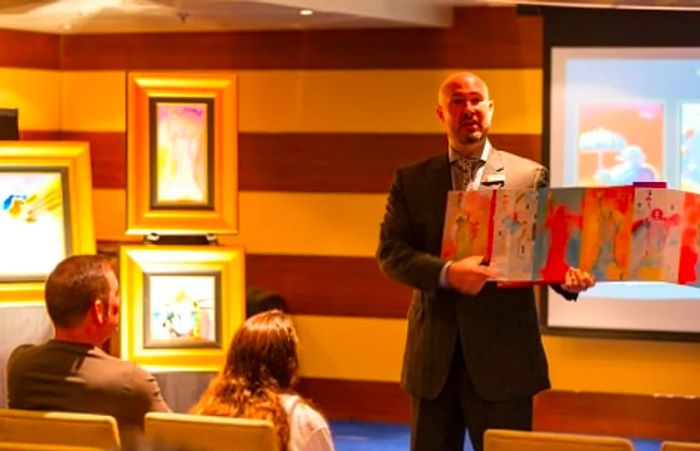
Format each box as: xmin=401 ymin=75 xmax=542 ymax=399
xmin=145 ymin=412 xmax=278 ymax=451
xmin=662 ymin=441 xmax=700 ymax=451
xmin=0 ymin=408 xmax=119 ymax=449
xmin=484 ymin=429 xmax=634 ymax=451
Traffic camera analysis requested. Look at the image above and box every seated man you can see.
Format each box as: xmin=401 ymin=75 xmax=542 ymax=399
xmin=6 ymin=254 xmax=171 ymax=444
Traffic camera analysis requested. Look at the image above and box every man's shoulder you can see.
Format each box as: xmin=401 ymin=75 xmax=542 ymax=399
xmin=91 ymin=351 xmax=151 ymax=379
xmin=495 ymin=149 xmax=544 ymax=171
xmin=8 ymin=343 xmax=40 ymax=366
xmin=397 ymin=153 xmax=447 ymax=176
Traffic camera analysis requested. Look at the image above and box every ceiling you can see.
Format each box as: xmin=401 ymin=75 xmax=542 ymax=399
xmin=0 ymin=0 xmax=697 ymax=34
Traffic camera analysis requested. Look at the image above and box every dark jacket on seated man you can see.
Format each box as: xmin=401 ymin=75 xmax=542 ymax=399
xmin=5 ymin=255 xmax=170 ymax=444
xmin=7 ymin=340 xmax=169 ymax=440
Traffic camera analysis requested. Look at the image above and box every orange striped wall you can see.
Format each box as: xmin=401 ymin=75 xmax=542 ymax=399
xmin=3 ymin=8 xmax=700 ymax=437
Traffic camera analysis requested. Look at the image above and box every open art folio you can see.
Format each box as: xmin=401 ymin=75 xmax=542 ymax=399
xmin=441 ymin=186 xmax=700 ymax=286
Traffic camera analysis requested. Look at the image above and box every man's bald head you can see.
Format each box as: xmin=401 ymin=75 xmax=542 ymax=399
xmin=436 ymin=72 xmax=494 ymax=156
xmin=438 ymin=72 xmax=490 ymax=106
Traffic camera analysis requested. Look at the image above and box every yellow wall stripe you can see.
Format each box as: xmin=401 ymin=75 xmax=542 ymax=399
xmin=93 ymin=189 xmax=387 ymax=257
xmin=61 ymin=71 xmax=126 ymax=131
xmin=61 ymin=69 xmax=542 ymax=134
xmin=292 ymin=315 xmax=700 ymax=395
xmin=544 ymin=335 xmax=700 ymax=396
xmin=0 ymin=69 xmax=61 ymax=130
xmin=293 ymin=315 xmax=406 ymax=382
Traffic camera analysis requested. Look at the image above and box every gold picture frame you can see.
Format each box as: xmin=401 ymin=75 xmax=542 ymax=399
xmin=0 ymin=142 xmax=95 ymax=303
xmin=119 ymin=245 xmax=245 ymax=372
xmin=127 ymin=72 xmax=238 ymax=235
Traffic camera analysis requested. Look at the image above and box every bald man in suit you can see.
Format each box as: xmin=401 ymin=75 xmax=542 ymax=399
xmin=377 ymin=72 xmax=595 ymax=451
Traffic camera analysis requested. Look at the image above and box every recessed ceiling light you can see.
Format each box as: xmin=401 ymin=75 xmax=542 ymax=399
xmin=299 ymin=9 xmax=314 ymax=16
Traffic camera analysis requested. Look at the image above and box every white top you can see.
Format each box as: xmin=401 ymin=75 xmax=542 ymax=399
xmin=281 ymin=394 xmax=335 ymax=451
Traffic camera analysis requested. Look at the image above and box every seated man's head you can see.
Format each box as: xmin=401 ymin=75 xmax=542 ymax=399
xmin=45 ymin=255 xmax=120 ymax=346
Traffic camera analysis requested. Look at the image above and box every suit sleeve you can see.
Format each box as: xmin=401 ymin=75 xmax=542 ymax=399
xmin=536 ymin=165 xmax=578 ymax=301
xmin=376 ymin=169 xmax=445 ymax=292
xmin=130 ymin=365 xmax=172 ymax=415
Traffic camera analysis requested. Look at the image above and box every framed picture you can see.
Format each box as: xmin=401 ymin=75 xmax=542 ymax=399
xmin=0 ymin=142 xmax=95 ymax=303
xmin=127 ymin=72 xmax=238 ymax=235
xmin=120 ymin=245 xmax=245 ymax=371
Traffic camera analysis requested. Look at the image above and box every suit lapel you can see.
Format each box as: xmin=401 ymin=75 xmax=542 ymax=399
xmin=481 ymin=147 xmax=506 ymax=188
xmin=482 ymin=147 xmax=505 ymax=177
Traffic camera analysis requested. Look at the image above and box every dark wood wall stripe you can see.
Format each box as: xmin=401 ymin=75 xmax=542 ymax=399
xmin=241 ymin=133 xmax=541 ymax=193
xmin=0 ymin=29 xmax=60 ymax=69
xmin=298 ymin=378 xmax=700 ymax=441
xmin=297 ymin=378 xmax=410 ymax=424
xmin=19 ymin=130 xmax=62 ymax=140
xmin=20 ymin=131 xmax=541 ymax=193
xmin=534 ymin=390 xmax=700 ymax=442
xmin=247 ymin=255 xmax=410 ymax=319
xmin=60 ymin=8 xmax=541 ymax=70
xmin=21 ymin=130 xmax=127 ymax=189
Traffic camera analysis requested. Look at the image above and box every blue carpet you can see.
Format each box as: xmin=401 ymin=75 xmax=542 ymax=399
xmin=330 ymin=420 xmax=662 ymax=451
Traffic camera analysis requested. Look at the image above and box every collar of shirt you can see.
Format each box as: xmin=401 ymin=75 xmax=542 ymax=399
xmin=448 ymin=139 xmax=491 ymax=164
xmin=448 ymin=140 xmax=491 ymax=191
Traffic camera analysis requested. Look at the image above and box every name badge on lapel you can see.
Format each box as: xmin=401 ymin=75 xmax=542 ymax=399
xmin=481 ymin=173 xmax=505 ymax=188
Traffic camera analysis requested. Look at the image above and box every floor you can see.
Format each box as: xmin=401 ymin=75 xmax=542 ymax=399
xmin=330 ymin=421 xmax=662 ymax=451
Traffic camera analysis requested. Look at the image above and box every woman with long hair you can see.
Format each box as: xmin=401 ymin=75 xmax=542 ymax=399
xmin=190 ymin=310 xmax=334 ymax=451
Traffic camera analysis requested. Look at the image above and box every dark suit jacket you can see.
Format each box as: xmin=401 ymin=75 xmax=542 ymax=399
xmin=377 ymin=148 xmax=576 ymax=402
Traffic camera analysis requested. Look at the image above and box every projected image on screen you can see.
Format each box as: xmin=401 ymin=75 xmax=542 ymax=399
xmin=577 ymin=102 xmax=663 ymax=186
xmin=681 ymin=103 xmax=700 ymax=193
xmin=548 ymin=48 xmax=700 ymax=338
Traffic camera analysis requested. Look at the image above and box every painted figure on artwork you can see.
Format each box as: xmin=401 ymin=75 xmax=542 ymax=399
xmin=539 ymin=199 xmax=583 ymax=281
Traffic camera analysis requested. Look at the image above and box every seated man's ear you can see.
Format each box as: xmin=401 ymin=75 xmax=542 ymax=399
xmin=91 ymin=299 xmax=107 ymax=325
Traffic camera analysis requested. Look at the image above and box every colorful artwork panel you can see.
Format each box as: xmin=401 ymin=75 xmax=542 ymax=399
xmin=153 ymin=100 xmax=211 ymax=207
xmin=579 ymin=186 xmax=634 ymax=281
xmin=533 ymin=188 xmax=585 ymax=282
xmin=678 ymin=192 xmax=700 ymax=286
xmin=0 ymin=170 xmax=68 ymax=281
xmin=629 ymin=188 xmax=684 ymax=282
xmin=490 ymin=189 xmax=538 ymax=281
xmin=144 ymin=273 xmax=219 ymax=348
xmin=441 ymin=190 xmax=494 ymax=261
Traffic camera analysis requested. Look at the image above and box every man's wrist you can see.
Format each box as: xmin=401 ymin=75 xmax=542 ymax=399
xmin=439 ymin=261 xmax=454 ymax=288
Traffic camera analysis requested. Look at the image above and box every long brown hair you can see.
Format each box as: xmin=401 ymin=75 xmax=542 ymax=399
xmin=190 ymin=310 xmax=299 ymax=450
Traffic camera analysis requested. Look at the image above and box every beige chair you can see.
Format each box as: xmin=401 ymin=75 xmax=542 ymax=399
xmin=662 ymin=441 xmax=700 ymax=451
xmin=145 ymin=412 xmax=278 ymax=451
xmin=0 ymin=408 xmax=119 ymax=450
xmin=484 ymin=429 xmax=634 ymax=451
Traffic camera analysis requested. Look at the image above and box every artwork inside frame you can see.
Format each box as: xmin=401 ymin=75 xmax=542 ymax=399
xmin=0 ymin=142 xmax=95 ymax=303
xmin=0 ymin=168 xmax=71 ymax=282
xmin=120 ymin=245 xmax=245 ymax=372
xmin=149 ymin=97 xmax=215 ymax=210
xmin=143 ymin=271 xmax=221 ymax=349
xmin=127 ymin=71 xmax=238 ymax=236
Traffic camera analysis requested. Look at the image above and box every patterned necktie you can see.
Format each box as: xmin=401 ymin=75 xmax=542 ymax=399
xmin=452 ymin=157 xmax=484 ymax=191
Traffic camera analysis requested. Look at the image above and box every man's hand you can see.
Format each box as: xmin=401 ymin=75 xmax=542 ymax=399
xmin=445 ymin=255 xmax=499 ymax=295
xmin=561 ymin=267 xmax=596 ymax=293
